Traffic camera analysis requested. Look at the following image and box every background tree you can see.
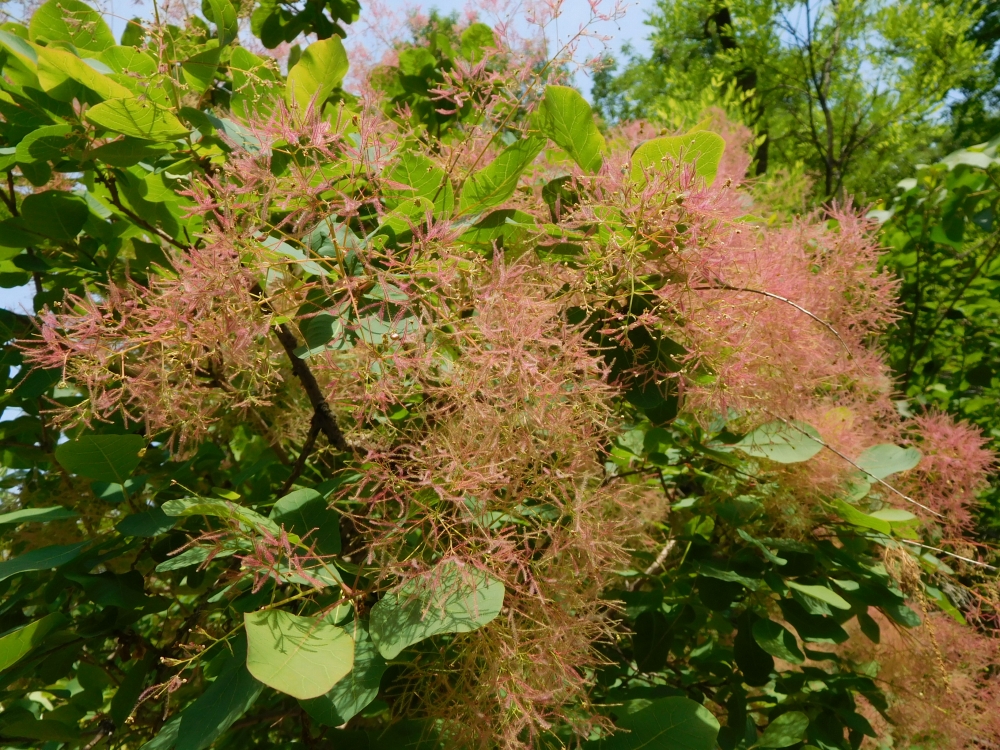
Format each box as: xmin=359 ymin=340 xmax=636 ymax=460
xmin=593 ymin=0 xmax=985 ymax=202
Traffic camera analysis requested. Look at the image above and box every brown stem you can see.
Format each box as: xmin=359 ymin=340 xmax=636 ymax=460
xmin=250 ymin=285 xmax=350 ymax=452
xmin=96 ymin=172 xmax=189 ymax=252
xmin=692 ymin=283 xmax=854 ymax=358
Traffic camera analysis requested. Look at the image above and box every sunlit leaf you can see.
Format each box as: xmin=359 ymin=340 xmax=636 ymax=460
xmin=29 ymin=0 xmax=115 ymax=53
xmin=756 ymin=712 xmax=810 ymax=748
xmin=286 ymin=36 xmax=348 ymax=111
xmin=370 ymin=561 xmax=505 ymax=659
xmin=854 ymin=444 xmax=921 ymax=480
xmin=540 ymin=84 xmax=605 ymax=173
xmin=300 ymin=620 xmax=387 ymax=725
xmin=631 ymin=131 xmax=725 ymax=186
xmin=736 ymin=421 xmax=822 ymax=464
xmin=245 ymin=610 xmax=355 ymax=699
xmin=0 ymin=613 xmax=66 ymax=672
xmin=85 ymin=98 xmax=189 ymax=141
xmin=458 ymin=136 xmax=545 ymax=215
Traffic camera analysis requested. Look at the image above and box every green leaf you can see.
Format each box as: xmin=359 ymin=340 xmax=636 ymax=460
xmin=736 ymin=421 xmax=822 ymax=464
xmin=300 ymin=620 xmax=387 ymax=725
xmin=65 ymin=570 xmax=155 ymax=610
xmin=0 ymin=542 xmax=87 ymax=582
xmin=0 ymin=719 xmax=79 ymax=742
xmin=286 ymin=36 xmax=348 ymax=111
xmin=19 ymin=190 xmax=89 ymax=242
xmin=385 ymin=152 xmax=454 ymax=216
xmin=89 ymin=138 xmax=173 ymax=167
xmin=244 ymin=609 xmax=355 ymax=699
xmin=881 ymin=601 xmax=921 ymax=628
xmin=751 ymin=619 xmax=805 ymax=664
xmin=587 ymin=696 xmax=721 ymax=750
xmin=55 ymin=433 xmax=145 ymax=483
xmin=37 ymin=46 xmax=133 ymax=100
xmin=209 ymin=0 xmax=238 ymax=46
xmin=458 ymin=136 xmax=545 ymax=215
xmin=0 ymin=506 xmax=76 ymax=524
xmin=101 ymin=45 xmax=157 ymax=76
xmin=786 ymin=581 xmax=852 ymax=610
xmin=29 ymin=0 xmax=115 ymax=53
xmin=85 ymin=98 xmax=189 ymax=141
xmin=631 ymin=131 xmax=726 ymax=186
xmin=15 ymin=124 xmax=73 ymax=166
xmin=269 ymin=488 xmax=341 ymax=555
xmin=162 ymin=497 xmax=280 ymax=536
xmin=154 ymin=545 xmax=238 ymax=572
xmin=756 ymin=712 xmax=809 ymax=748
xmin=0 ymin=30 xmax=38 ymax=69
xmin=116 ymin=507 xmax=177 ymax=537
xmin=854 ymin=444 xmax=921 ymax=480
xmin=141 ymin=715 xmax=180 ymax=750
xmin=734 ymin=613 xmax=774 ymax=686
xmin=369 ymin=561 xmax=505 ymax=659
xmin=173 ymin=642 xmax=263 ymax=750
xmin=459 ymin=22 xmax=494 ymax=62
xmin=181 ymin=44 xmax=222 ymax=94
xmin=778 ymin=599 xmax=849 ymax=644
xmin=540 ymin=85 xmax=605 ymax=173
xmin=830 ymin=499 xmax=891 ymax=535
xmin=0 ymin=613 xmax=66 ymax=672
xmin=91 ymin=476 xmax=145 ymax=503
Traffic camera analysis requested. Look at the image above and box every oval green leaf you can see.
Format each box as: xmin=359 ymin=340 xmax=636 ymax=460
xmin=369 ymin=561 xmax=505 ymax=660
xmin=786 ymin=581 xmax=852 ymax=610
xmin=0 ymin=542 xmax=88 ymax=582
xmin=737 ymin=421 xmax=822 ymax=464
xmin=855 ymin=443 xmax=921 ymax=480
xmin=20 ymin=191 xmax=89 ymax=241
xmin=0 ymin=506 xmax=77 ymax=525
xmin=751 ymin=619 xmax=805 ymax=664
xmin=587 ymin=696 xmax=721 ymax=750
xmin=37 ymin=46 xmax=133 ymax=100
xmin=55 ymin=433 xmax=145 ymax=483
xmin=756 ymin=711 xmax=810 ymax=748
xmin=29 ymin=0 xmax=115 ymax=53
xmin=540 ymin=84 xmax=605 ymax=173
xmin=631 ymin=131 xmax=726 ymax=187
xmin=163 ymin=497 xmax=280 ymax=536
xmin=269 ymin=488 xmax=340 ymax=554
xmin=286 ymin=36 xmax=348 ymax=111
xmin=85 ymin=98 xmax=189 ymax=141
xmin=0 ymin=613 xmax=66 ymax=672
xmin=245 ymin=610 xmax=355 ymax=700
xmin=458 ymin=136 xmax=545 ymax=215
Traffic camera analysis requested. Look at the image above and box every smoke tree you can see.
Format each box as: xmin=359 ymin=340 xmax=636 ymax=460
xmin=0 ymin=2 xmax=997 ymax=749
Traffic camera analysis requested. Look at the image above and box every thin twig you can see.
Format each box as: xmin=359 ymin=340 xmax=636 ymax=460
xmin=766 ymin=413 xmax=944 ymax=518
xmin=96 ymin=172 xmax=189 ymax=251
xmin=644 ymin=539 xmax=677 ymax=576
xmin=280 ymin=416 xmax=321 ymax=495
xmin=899 ymin=539 xmax=997 ymax=571
xmin=693 ymin=284 xmax=854 ymax=358
xmin=250 ymin=285 xmax=351 ymax=452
